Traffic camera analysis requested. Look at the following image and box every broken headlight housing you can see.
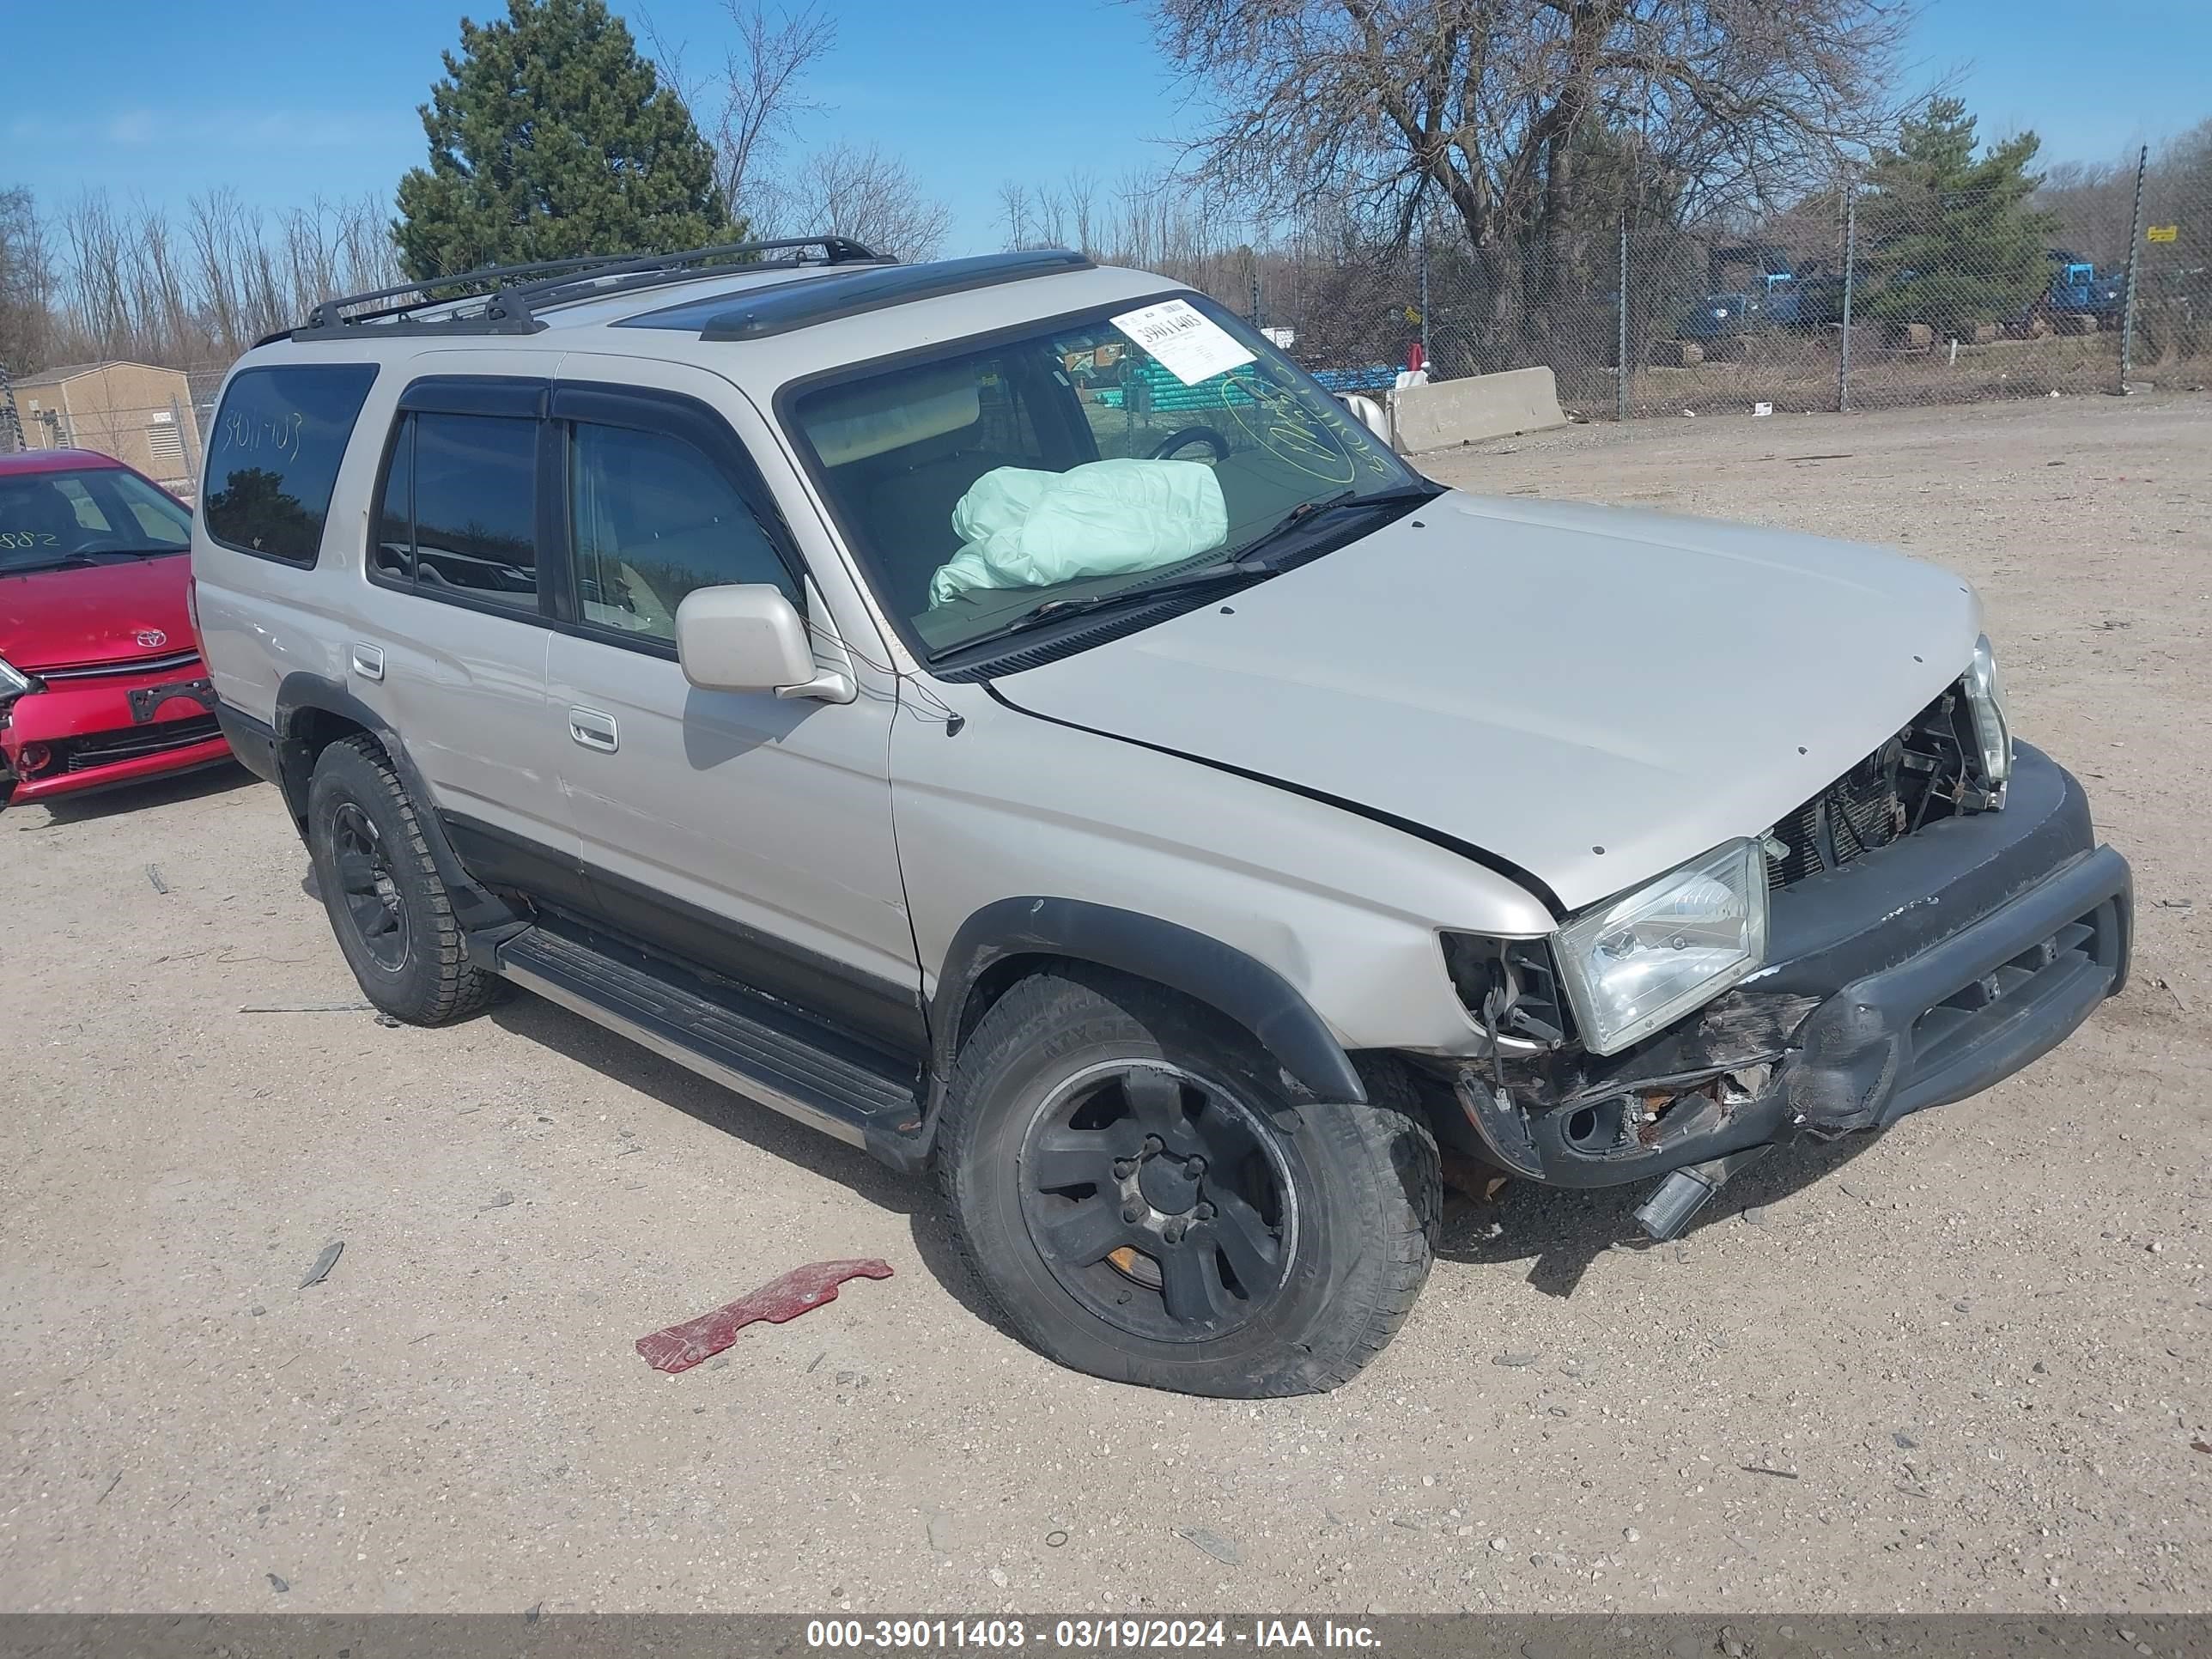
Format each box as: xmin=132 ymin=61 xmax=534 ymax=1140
xmin=1553 ymin=838 xmax=1769 ymax=1056
xmin=1962 ymin=633 xmax=2011 ymax=807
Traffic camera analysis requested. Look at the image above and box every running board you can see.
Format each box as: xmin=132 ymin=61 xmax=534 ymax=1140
xmin=495 ymin=921 xmax=924 ymax=1158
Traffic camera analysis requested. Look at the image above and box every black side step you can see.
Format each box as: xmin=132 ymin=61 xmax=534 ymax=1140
xmin=496 ymin=921 xmax=923 ymax=1156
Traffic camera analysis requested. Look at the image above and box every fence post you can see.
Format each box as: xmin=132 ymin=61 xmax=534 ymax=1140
xmin=0 ymin=359 xmax=21 ymax=453
xmin=1418 ymin=222 xmax=1431 ymax=369
xmin=1838 ymin=186 xmax=1857 ymax=414
xmin=1617 ymin=213 xmax=1630 ymax=422
xmin=2118 ymin=143 xmax=2148 ymax=395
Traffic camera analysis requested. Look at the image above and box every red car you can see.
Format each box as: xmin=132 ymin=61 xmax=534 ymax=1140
xmin=0 ymin=448 xmax=234 ymax=806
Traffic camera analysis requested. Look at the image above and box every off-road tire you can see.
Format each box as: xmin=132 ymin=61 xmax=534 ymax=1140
xmin=937 ymin=965 xmax=1440 ymax=1397
xmin=306 ymin=735 xmax=500 ymax=1025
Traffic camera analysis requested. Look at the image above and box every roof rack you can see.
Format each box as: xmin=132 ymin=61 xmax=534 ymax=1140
xmin=269 ymin=236 xmax=884 ymax=345
xmin=617 ymin=248 xmax=1097 ymax=342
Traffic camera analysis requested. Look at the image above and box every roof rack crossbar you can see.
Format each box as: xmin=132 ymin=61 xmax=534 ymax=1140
xmin=289 ymin=235 xmax=883 ymax=340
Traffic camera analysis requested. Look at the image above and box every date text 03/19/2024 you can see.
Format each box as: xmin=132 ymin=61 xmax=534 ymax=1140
xmin=804 ymin=1620 xmax=1382 ymax=1650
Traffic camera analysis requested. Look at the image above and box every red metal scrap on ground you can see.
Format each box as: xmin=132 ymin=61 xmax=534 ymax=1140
xmin=635 ymin=1258 xmax=894 ymax=1374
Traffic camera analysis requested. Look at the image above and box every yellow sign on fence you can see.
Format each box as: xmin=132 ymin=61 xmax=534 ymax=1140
xmin=2147 ymin=225 xmax=2179 ymax=242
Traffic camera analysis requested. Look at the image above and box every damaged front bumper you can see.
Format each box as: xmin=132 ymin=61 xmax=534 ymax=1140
xmin=1456 ymin=742 xmax=2130 ymax=1189
xmin=0 ymin=658 xmax=231 ymax=805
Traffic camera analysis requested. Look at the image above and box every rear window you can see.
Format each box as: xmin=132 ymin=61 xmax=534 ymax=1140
xmin=204 ymin=364 xmax=379 ymax=565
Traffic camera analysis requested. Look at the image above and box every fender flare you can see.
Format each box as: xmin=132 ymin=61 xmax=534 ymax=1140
xmin=270 ymin=671 xmax=522 ymax=939
xmin=930 ymin=897 xmax=1368 ymax=1106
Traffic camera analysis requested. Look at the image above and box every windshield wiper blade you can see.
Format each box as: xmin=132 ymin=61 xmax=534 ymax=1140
xmin=938 ymin=562 xmax=1272 ymax=659
xmin=1232 ymin=483 xmax=1441 ymax=570
xmin=935 ymin=483 xmax=1442 ymax=663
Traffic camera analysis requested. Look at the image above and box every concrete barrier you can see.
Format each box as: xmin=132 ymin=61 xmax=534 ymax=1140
xmin=1392 ymin=366 xmax=1566 ymax=453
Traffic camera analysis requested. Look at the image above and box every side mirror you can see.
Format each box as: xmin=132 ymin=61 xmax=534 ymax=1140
xmin=673 ymin=585 xmax=852 ymax=702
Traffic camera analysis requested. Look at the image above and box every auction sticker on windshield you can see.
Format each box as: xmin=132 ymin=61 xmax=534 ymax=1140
xmin=1112 ymin=299 xmax=1255 ymax=386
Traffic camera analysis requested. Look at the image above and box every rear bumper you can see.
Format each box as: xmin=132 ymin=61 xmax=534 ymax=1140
xmin=1 ymin=659 xmax=234 ymax=804
xmin=1462 ymin=743 xmax=2131 ymax=1186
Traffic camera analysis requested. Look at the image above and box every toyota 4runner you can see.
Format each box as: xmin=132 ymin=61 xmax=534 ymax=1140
xmin=191 ymin=240 xmax=2133 ymax=1397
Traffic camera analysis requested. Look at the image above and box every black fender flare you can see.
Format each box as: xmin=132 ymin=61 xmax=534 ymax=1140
xmin=270 ymin=671 xmax=522 ymax=941
xmin=930 ymin=897 xmax=1368 ymax=1106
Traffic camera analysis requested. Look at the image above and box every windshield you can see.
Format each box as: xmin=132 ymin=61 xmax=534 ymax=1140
xmin=0 ymin=465 xmax=191 ymax=574
xmin=787 ymin=295 xmax=1424 ymax=659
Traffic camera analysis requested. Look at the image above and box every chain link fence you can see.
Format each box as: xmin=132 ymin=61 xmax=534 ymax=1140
xmin=1207 ymin=146 xmax=2209 ymax=423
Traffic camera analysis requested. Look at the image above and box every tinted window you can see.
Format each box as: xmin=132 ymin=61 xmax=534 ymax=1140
xmin=568 ymin=422 xmax=795 ymax=641
xmin=373 ymin=416 xmax=415 ymax=581
xmin=410 ymin=413 xmax=538 ymax=609
xmin=204 ymin=364 xmax=378 ymax=564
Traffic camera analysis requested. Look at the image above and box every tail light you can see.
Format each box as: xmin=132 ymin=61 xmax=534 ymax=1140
xmin=184 ymin=573 xmax=201 ymax=641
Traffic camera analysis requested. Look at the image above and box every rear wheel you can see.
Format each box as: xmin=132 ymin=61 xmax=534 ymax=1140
xmin=305 ymin=735 xmax=499 ymax=1025
xmin=938 ymin=967 xmax=1439 ymax=1396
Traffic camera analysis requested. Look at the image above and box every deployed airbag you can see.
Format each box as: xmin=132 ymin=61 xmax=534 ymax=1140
xmin=930 ymin=459 xmax=1228 ymax=606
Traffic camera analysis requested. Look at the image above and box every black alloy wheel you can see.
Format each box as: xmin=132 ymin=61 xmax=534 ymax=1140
xmin=1017 ymin=1060 xmax=1294 ymax=1341
xmin=330 ymin=800 xmax=409 ymax=971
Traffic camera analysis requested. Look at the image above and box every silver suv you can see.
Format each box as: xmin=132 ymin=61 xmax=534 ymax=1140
xmin=192 ymin=240 xmax=2133 ymax=1397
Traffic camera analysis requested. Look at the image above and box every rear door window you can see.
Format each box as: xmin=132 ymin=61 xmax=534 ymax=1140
xmin=203 ymin=364 xmax=378 ymax=565
xmin=392 ymin=412 xmax=540 ymax=611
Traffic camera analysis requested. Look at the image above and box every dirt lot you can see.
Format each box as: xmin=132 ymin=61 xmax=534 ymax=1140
xmin=3 ymin=393 xmax=2207 ymax=1617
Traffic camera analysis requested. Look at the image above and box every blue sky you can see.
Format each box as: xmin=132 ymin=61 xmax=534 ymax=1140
xmin=7 ymin=0 xmax=2208 ymax=254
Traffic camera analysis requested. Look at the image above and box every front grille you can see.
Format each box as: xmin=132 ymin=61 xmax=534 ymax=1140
xmin=1767 ymin=740 xmax=1909 ymax=888
xmin=61 ymin=714 xmax=221 ymax=771
xmin=1766 ymin=680 xmax=1992 ymax=892
xmin=36 ymin=649 xmax=202 ymax=681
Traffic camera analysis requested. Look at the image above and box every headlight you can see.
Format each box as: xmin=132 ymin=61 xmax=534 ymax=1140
xmin=1962 ymin=633 xmax=2011 ymax=805
xmin=0 ymin=654 xmax=34 ymax=702
xmin=1553 ymin=838 xmax=1769 ymax=1055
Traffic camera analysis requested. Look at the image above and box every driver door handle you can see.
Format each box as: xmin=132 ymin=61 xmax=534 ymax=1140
xmin=568 ymin=707 xmax=618 ymax=752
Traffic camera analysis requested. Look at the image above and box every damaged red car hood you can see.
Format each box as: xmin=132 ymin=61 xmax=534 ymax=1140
xmin=988 ymin=491 xmax=1982 ymax=912
xmin=0 ymin=555 xmax=194 ymax=672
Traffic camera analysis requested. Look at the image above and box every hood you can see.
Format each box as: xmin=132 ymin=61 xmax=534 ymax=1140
xmin=990 ymin=491 xmax=1979 ymax=913
xmin=0 ymin=554 xmax=195 ymax=672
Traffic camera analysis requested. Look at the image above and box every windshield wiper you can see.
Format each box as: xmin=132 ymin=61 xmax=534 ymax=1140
xmin=1230 ymin=482 xmax=1440 ymax=571
xmin=933 ymin=483 xmax=1442 ymax=663
xmin=936 ymin=561 xmax=1273 ymax=659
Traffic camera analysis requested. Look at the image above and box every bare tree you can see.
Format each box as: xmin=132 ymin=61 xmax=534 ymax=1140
xmin=646 ymin=0 xmax=836 ymax=230
xmin=996 ymin=180 xmax=1034 ymax=250
xmin=1 ymin=185 xmax=58 ymax=374
xmin=1148 ymin=0 xmax=1918 ymax=354
xmin=773 ymin=142 xmax=953 ymax=259
xmin=1062 ymin=169 xmax=1100 ymax=256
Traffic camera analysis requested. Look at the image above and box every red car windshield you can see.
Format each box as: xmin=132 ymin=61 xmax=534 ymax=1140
xmin=0 ymin=466 xmax=191 ymax=574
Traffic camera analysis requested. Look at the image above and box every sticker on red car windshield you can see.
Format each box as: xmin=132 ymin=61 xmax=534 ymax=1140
xmin=1111 ymin=299 xmax=1255 ymax=386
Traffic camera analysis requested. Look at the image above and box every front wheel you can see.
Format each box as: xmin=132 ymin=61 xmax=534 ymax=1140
xmin=937 ymin=967 xmax=1439 ymax=1396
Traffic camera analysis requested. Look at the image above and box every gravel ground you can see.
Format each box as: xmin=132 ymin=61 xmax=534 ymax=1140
xmin=2 ymin=392 xmax=2206 ymax=1616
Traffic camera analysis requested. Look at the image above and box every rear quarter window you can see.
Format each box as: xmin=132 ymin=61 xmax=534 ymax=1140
xmin=204 ymin=364 xmax=379 ymax=565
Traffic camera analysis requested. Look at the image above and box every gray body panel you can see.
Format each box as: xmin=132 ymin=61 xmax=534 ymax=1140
xmin=988 ymin=490 xmax=1983 ymax=911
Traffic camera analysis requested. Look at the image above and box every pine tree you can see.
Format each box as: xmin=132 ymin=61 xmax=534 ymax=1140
xmin=394 ymin=0 xmax=736 ymax=282
xmin=1861 ymin=98 xmax=2057 ymax=337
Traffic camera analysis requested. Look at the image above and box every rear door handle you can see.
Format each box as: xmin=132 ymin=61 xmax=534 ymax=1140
xmin=568 ymin=707 xmax=618 ymax=751
xmin=350 ymin=643 xmax=385 ymax=682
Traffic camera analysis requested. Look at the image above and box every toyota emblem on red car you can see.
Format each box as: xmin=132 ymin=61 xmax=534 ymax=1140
xmin=137 ymin=629 xmax=168 ymax=649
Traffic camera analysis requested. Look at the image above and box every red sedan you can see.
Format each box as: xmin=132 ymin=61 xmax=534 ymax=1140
xmin=1 ymin=448 xmax=234 ymax=806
